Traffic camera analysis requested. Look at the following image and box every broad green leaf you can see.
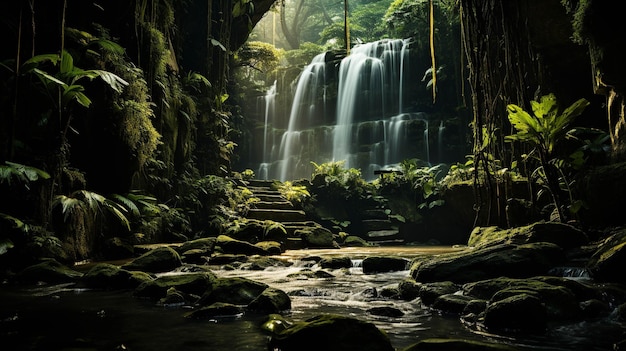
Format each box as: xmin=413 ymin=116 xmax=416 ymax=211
xmin=507 ymin=104 xmax=539 ymax=134
xmin=91 ymin=70 xmax=129 ymax=93
xmin=60 ymin=50 xmax=74 ymax=74
xmin=531 ymin=93 xmax=558 ymax=119
xmin=22 ymin=53 xmax=61 ymax=72
xmin=32 ymin=68 xmax=67 ymax=87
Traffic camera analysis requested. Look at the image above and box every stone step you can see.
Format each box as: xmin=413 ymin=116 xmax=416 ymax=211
xmin=366 ymin=229 xmax=400 ymax=240
xmin=247 ymin=179 xmax=278 ymax=188
xmin=254 ymin=201 xmax=295 ymax=210
xmin=254 ymin=193 xmax=286 ymax=202
xmin=247 ymin=208 xmax=307 ymax=222
xmin=362 ymin=219 xmax=395 ymax=231
xmin=362 ymin=209 xmax=390 ymax=220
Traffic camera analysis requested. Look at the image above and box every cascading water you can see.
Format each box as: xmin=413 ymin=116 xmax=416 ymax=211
xmin=258 ymin=80 xmax=277 ymax=180
xmin=258 ymin=39 xmax=436 ymax=181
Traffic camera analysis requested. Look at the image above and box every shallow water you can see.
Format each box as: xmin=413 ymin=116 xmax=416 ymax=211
xmin=0 ymin=246 xmax=623 ymax=350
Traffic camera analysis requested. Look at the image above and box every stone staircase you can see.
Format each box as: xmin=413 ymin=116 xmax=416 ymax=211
xmin=242 ymin=179 xmax=404 ymax=247
xmin=358 ymin=195 xmax=404 ymax=245
xmin=243 ymin=179 xmax=321 ymax=249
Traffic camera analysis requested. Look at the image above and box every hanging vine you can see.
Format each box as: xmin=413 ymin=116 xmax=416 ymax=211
xmin=459 ymin=0 xmax=542 ymax=227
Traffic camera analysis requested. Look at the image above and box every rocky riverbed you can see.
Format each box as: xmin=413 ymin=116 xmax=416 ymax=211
xmin=2 ymin=221 xmax=626 ymax=350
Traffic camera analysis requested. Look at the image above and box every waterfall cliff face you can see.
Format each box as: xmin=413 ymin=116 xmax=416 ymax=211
xmin=257 ymin=39 xmax=435 ymax=181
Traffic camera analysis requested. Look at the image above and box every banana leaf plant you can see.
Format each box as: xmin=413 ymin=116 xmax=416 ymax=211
xmin=505 ymin=93 xmax=590 ymax=222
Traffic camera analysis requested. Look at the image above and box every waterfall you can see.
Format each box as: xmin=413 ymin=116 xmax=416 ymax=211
xmin=278 ymin=53 xmax=327 ymax=181
xmin=265 ymin=38 xmax=433 ymax=182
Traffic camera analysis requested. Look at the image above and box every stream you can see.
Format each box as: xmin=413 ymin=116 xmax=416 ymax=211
xmin=0 ymin=246 xmax=623 ymax=350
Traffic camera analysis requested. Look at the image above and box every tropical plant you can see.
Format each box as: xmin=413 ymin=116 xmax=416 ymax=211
xmin=0 ymin=161 xmax=51 ymax=186
xmin=52 ymin=190 xmax=131 ymax=232
xmin=274 ymin=180 xmax=311 ymax=205
xmin=505 ymin=93 xmax=590 ymax=222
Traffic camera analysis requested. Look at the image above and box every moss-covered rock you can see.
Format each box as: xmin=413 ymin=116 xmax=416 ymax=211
xmin=468 ymin=221 xmax=589 ymax=249
xmin=411 ymin=242 xmax=564 ymax=284
xmin=176 ymin=237 xmax=217 ymax=254
xmin=418 ymin=281 xmax=461 ymax=305
xmin=483 ymin=293 xmax=547 ymax=333
xmin=216 ymin=235 xmax=270 ymax=256
xmin=267 ymin=314 xmax=394 ymax=351
xmin=197 ymin=276 xmax=268 ymax=306
xmin=319 ymin=256 xmax=353 ymax=269
xmin=587 ymin=228 xmax=626 ymax=284
xmin=133 ymin=271 xmax=216 ymax=300
xmin=122 ymin=246 xmax=183 ymax=273
xmin=247 ymin=287 xmax=291 ymax=313
xmin=362 ymin=256 xmax=409 ymax=273
xmin=78 ymin=262 xmax=152 ymax=290
xmin=16 ymin=259 xmax=83 ymax=284
xmin=298 ymin=226 xmax=337 ymax=248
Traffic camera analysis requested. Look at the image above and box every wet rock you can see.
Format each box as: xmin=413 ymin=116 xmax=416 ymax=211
xmin=254 ymin=240 xmax=283 ymax=255
xmin=262 ymin=314 xmax=293 ymax=334
xmin=216 ymin=235 xmax=270 ymax=256
xmin=176 ymin=237 xmax=217 ymax=254
xmin=16 ymin=258 xmax=83 ymax=284
xmin=286 ymin=269 xmax=335 ymax=279
xmin=241 ymin=256 xmax=293 ymax=270
xmin=398 ymin=278 xmax=422 ymax=300
xmin=158 ymin=287 xmax=185 ymax=306
xmin=207 ymin=253 xmax=248 ymax=265
xmin=462 ymin=276 xmax=593 ymax=320
xmin=247 ymin=287 xmax=291 ymax=313
xmin=468 ymin=221 xmax=589 ymax=249
xmin=342 ymin=235 xmax=373 ymax=247
xmin=483 ymin=293 xmax=547 ymax=333
xmin=367 ymin=306 xmax=404 ymax=317
xmin=579 ymin=299 xmax=612 ymax=319
xmin=319 ymin=256 xmax=352 ymax=269
xmin=122 ymin=246 xmax=183 ymax=273
xmin=184 ymin=302 xmax=244 ymax=319
xmin=197 ymin=276 xmax=268 ymax=306
xmin=180 ymin=248 xmax=210 ymax=265
xmin=297 ymin=226 xmax=337 ymax=248
xmin=432 ymin=293 xmax=474 ymax=314
xmin=78 ymin=263 xmax=152 ymax=290
xmin=587 ymin=228 xmax=626 ymax=284
xmin=267 ymin=314 xmax=394 ymax=351
xmin=133 ymin=272 xmax=216 ymax=300
xmin=402 ymin=338 xmax=521 ymax=350
xmin=362 ymin=256 xmax=409 ymax=273
xmin=411 ymin=242 xmax=564 ymax=284
xmin=418 ymin=281 xmax=461 ymax=305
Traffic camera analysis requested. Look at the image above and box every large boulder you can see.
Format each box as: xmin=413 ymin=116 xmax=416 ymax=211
xmin=133 ymin=272 xmax=217 ymax=300
xmin=297 ymin=226 xmax=337 ymax=248
xmin=319 ymin=256 xmax=353 ymax=269
xmin=197 ymin=276 xmax=268 ymax=306
xmin=362 ymin=256 xmax=409 ymax=273
xmin=410 ymin=242 xmax=564 ymax=284
xmin=267 ymin=314 xmax=394 ymax=351
xmin=483 ymin=293 xmax=547 ymax=333
xmin=78 ymin=263 xmax=152 ymax=290
xmin=468 ymin=221 xmax=589 ymax=249
xmin=247 ymin=287 xmax=291 ymax=313
xmin=16 ymin=259 xmax=83 ymax=284
xmin=122 ymin=246 xmax=183 ymax=273
xmin=587 ymin=228 xmax=626 ymax=284
xmin=216 ymin=235 xmax=270 ymax=256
